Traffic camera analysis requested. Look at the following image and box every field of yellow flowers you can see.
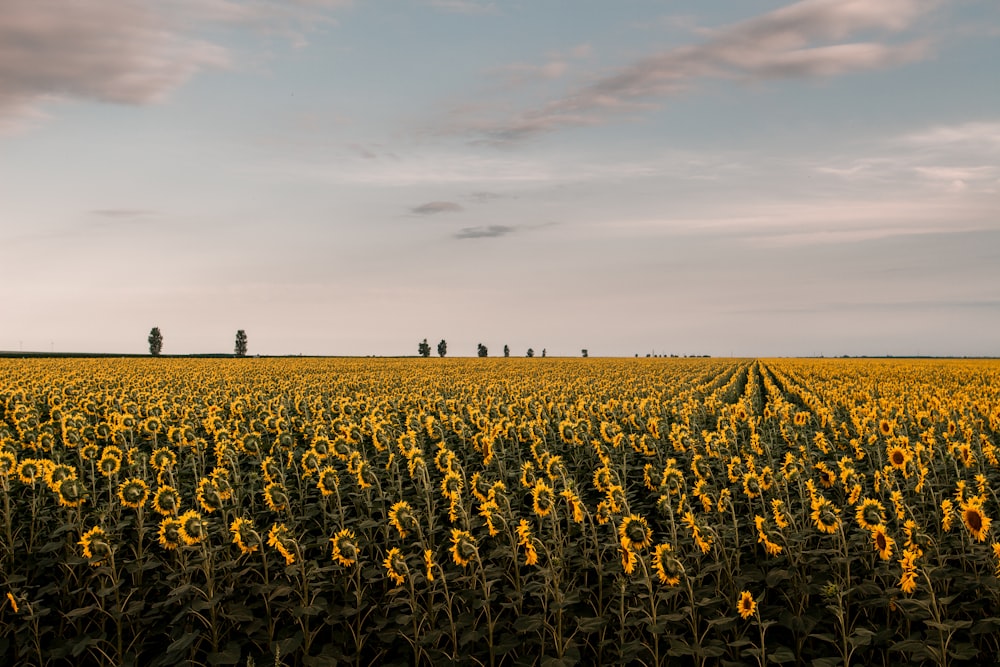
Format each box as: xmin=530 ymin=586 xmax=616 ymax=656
xmin=2 ymin=357 xmax=1000 ymax=666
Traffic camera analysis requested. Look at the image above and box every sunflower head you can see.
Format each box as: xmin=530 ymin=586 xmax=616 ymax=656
xmin=872 ymin=524 xmax=894 ymax=560
xmin=619 ymin=514 xmax=652 ymax=551
xmin=317 ymin=467 xmax=339 ymax=496
xmin=737 ymin=591 xmax=757 ymax=619
xmin=961 ymin=498 xmax=991 ymax=542
xmin=178 ymin=510 xmax=207 ymax=546
xmin=652 ymin=543 xmax=682 ymax=586
xmin=57 ymin=478 xmax=87 ymax=507
xmin=331 ymin=529 xmax=359 ymax=567
xmin=389 ymin=501 xmax=416 ymax=538
xmin=532 ymin=480 xmax=555 ymax=517
xmin=158 ymin=517 xmax=183 ymax=551
xmin=78 ymin=526 xmax=112 ymax=566
xmin=196 ymin=478 xmax=223 ymax=513
xmin=230 ymin=517 xmax=260 ymax=555
xmin=384 ymin=547 xmax=407 ymax=586
xmin=264 ymin=482 xmax=288 ymax=512
xmin=153 ymin=485 xmax=181 ymax=516
xmin=449 ymin=529 xmax=477 ymax=567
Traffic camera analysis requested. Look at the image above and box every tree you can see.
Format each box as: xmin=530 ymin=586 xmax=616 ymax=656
xmin=235 ymin=330 xmax=248 ymax=357
xmin=148 ymin=327 xmax=163 ymax=356
xmin=418 ymin=338 xmax=431 ymax=357
xmin=477 ymin=343 xmax=488 ymax=357
xmin=527 ymin=348 xmax=534 ymax=357
xmin=503 ymin=344 xmax=510 ymax=358
xmin=541 ymin=348 xmax=546 ymax=357
xmin=437 ymin=339 xmax=447 ymax=357
xmin=582 ymin=349 xmax=588 ymax=358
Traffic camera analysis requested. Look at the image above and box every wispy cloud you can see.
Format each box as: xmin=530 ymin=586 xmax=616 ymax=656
xmin=90 ymin=209 xmax=156 ymax=218
xmin=424 ymin=0 xmax=497 ymax=15
xmin=454 ymin=224 xmax=514 ymax=239
xmin=412 ymin=201 xmax=464 ymax=215
xmin=451 ymin=0 xmax=937 ymax=142
xmin=0 ymin=0 xmax=349 ymax=131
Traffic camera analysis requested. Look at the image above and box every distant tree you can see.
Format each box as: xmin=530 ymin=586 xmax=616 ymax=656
xmin=418 ymin=338 xmax=431 ymax=358
xmin=235 ymin=330 xmax=248 ymax=357
xmin=477 ymin=343 xmax=488 ymax=358
xmin=437 ymin=339 xmax=447 ymax=357
xmin=503 ymin=344 xmax=510 ymax=358
xmin=581 ymin=349 xmax=588 ymax=358
xmin=526 ymin=348 xmax=534 ymax=358
xmin=541 ymin=349 xmax=546 ymax=358
xmin=148 ymin=327 xmax=163 ymax=356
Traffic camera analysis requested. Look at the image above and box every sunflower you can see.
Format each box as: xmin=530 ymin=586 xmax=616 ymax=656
xmin=330 ymin=529 xmax=358 ymax=567
xmin=515 ymin=519 xmax=539 ymax=566
xmin=177 ymin=510 xmax=207 ymax=546
xmin=961 ymin=497 xmax=991 ymax=542
xmin=261 ymin=456 xmax=282 ymax=484
xmin=384 ymin=547 xmax=407 ymax=586
xmin=57 ymin=478 xmax=86 ymax=508
xmin=532 ymin=480 xmax=555 ymax=518
xmin=264 ymin=482 xmax=288 ymax=513
xmin=152 ymin=485 xmax=181 ymax=516
xmin=150 ymin=447 xmax=176 ymax=472
xmin=871 ymin=524 xmax=894 ymax=560
xmin=855 ymin=498 xmax=886 ymax=532
xmin=742 ymin=473 xmax=762 ymax=499
xmin=5 ymin=592 xmax=18 ymax=614
xmin=754 ymin=515 xmax=783 ymax=557
xmin=560 ymin=489 xmax=585 ymax=524
xmin=620 ymin=537 xmax=638 ymax=575
xmin=886 ymin=445 xmax=911 ymax=471
xmin=652 ymin=543 xmax=681 ymax=586
xmin=449 ymin=529 xmax=477 ymax=567
xmin=815 ymin=462 xmax=836 ymax=489
xmin=810 ymin=496 xmax=840 ymax=535
xmin=737 ymin=591 xmax=757 ymax=619
xmin=878 ymin=419 xmax=894 ymax=437
xmin=593 ymin=466 xmax=613 ymax=493
xmin=230 ymin=517 xmax=260 ymax=555
xmin=0 ymin=451 xmax=15 ymax=478
xmin=441 ymin=470 xmax=463 ymax=499
xmin=355 ymin=460 xmax=376 ymax=490
xmin=619 ymin=514 xmax=652 ymax=551
xmin=941 ymin=499 xmax=955 ymax=532
xmin=660 ymin=466 xmax=683 ymax=495
xmin=389 ymin=501 xmax=416 ymax=539
xmin=44 ymin=463 xmax=76 ymax=493
xmin=771 ymin=499 xmax=790 ymax=529
xmin=898 ymin=548 xmax=919 ymax=594
xmin=158 ymin=517 xmax=183 ymax=550
xmin=78 ymin=526 xmax=111 ymax=566
xmin=79 ymin=443 xmax=99 ymax=462
xmin=267 ymin=523 xmax=297 ymax=565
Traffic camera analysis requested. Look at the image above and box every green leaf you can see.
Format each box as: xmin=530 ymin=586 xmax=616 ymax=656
xmin=767 ymin=646 xmax=796 ymax=664
xmin=207 ymin=644 xmax=243 ymax=665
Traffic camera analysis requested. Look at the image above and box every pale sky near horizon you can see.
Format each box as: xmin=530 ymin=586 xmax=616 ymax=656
xmin=2 ymin=0 xmax=998 ymax=357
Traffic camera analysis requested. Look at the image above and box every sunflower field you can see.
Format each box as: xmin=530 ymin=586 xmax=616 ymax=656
xmin=2 ymin=357 xmax=1000 ymax=666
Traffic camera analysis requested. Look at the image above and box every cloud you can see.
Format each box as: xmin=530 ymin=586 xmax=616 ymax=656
xmin=0 ymin=0 xmax=350 ymax=131
xmin=90 ymin=209 xmax=156 ymax=218
xmin=903 ymin=121 xmax=1000 ymax=150
xmin=453 ymin=225 xmax=514 ymax=239
xmin=424 ymin=0 xmax=497 ymax=15
xmin=455 ymin=0 xmax=936 ymax=142
xmin=412 ymin=201 xmax=464 ymax=215
xmin=469 ymin=191 xmax=512 ymax=203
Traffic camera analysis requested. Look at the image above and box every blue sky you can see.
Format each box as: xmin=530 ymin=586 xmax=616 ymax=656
xmin=2 ymin=0 xmax=998 ymax=357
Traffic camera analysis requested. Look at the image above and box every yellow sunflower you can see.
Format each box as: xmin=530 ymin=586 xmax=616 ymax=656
xmin=449 ymin=529 xmax=477 ymax=567
xmin=158 ymin=517 xmax=183 ymax=551
xmin=618 ymin=514 xmax=652 ymax=551
xmin=330 ymin=528 xmax=358 ymax=567
xmin=78 ymin=526 xmax=111 ymax=566
xmin=117 ymin=478 xmax=150 ymax=509
xmin=652 ymin=543 xmax=681 ymax=586
xmin=737 ymin=591 xmax=757 ymax=619
xmin=389 ymin=500 xmax=416 ymax=539
xmin=961 ymin=497 xmax=992 ymax=542
xmin=230 ymin=517 xmax=260 ymax=555
xmin=515 ymin=519 xmax=539 ymax=566
xmin=267 ymin=523 xmax=297 ymax=565
xmin=152 ymin=485 xmax=181 ymax=516
xmin=532 ymin=479 xmax=556 ymax=518
xmin=384 ymin=547 xmax=407 ymax=586
xmin=177 ymin=510 xmax=207 ymax=546
xmin=871 ymin=524 xmax=894 ymax=560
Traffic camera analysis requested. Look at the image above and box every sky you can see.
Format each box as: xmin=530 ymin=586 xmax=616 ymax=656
xmin=1 ymin=0 xmax=998 ymax=358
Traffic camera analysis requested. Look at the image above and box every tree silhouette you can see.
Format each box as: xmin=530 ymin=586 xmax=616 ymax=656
xmin=437 ymin=339 xmax=447 ymax=357
xmin=503 ymin=344 xmax=510 ymax=358
xmin=418 ymin=339 xmax=431 ymax=357
xmin=582 ymin=349 xmax=588 ymax=358
xmin=148 ymin=327 xmax=163 ymax=356
xmin=235 ymin=330 xmax=248 ymax=357
xmin=527 ymin=348 xmax=534 ymax=357
xmin=477 ymin=343 xmax=488 ymax=357
xmin=541 ymin=348 xmax=546 ymax=357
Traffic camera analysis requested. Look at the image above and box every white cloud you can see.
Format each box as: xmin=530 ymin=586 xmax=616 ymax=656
xmin=449 ymin=0 xmax=937 ymax=142
xmin=0 ymin=0 xmax=350 ymax=131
